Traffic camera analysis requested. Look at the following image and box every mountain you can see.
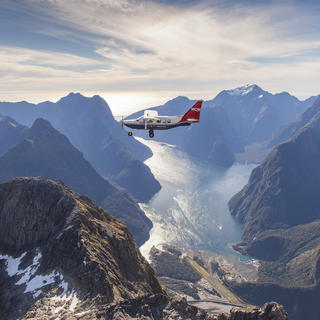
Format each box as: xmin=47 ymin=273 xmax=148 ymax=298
xmin=268 ymin=96 xmax=320 ymax=148
xmin=213 ymin=85 xmax=316 ymax=145
xmin=228 ymin=107 xmax=320 ymax=319
xmin=0 ymin=177 xmax=163 ymax=319
xmin=0 ymin=177 xmax=288 ymax=320
xmin=126 ymin=85 xmax=315 ymax=167
xmin=0 ymin=118 xmax=152 ymax=246
xmin=0 ymin=114 xmax=27 ymax=155
xmin=0 ymin=93 xmax=160 ymax=202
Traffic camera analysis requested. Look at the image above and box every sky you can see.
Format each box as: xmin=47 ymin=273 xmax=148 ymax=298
xmin=1 ymin=0 xmax=320 ymax=115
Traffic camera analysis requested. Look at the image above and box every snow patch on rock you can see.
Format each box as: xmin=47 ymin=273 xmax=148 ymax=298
xmin=226 ymin=84 xmax=255 ymax=96
xmin=0 ymin=250 xmax=70 ymax=299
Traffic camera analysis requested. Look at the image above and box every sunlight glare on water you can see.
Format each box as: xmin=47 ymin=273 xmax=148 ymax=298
xmin=138 ymin=138 xmax=256 ymax=260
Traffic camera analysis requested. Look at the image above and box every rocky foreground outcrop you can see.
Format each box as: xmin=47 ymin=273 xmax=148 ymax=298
xmin=0 ymin=177 xmax=162 ymax=320
xmin=0 ymin=177 xmax=289 ymax=320
xmin=99 ymin=296 xmax=288 ymax=320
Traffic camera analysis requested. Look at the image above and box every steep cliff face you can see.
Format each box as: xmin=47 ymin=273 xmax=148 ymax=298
xmin=228 ymin=105 xmax=320 ymax=320
xmin=229 ymin=111 xmax=320 ymax=242
xmin=0 ymin=118 xmax=152 ymax=246
xmin=0 ymin=94 xmax=160 ymax=202
xmin=0 ymin=177 xmax=163 ymax=320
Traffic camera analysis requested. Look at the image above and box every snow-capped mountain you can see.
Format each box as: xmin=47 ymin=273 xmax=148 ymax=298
xmin=127 ymin=85 xmax=316 ymax=167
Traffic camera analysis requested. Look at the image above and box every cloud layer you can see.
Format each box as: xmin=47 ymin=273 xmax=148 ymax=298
xmin=1 ymin=0 xmax=320 ymax=107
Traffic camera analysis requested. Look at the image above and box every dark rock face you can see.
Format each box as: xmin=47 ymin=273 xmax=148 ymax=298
xmin=0 ymin=114 xmax=27 ymax=155
xmin=0 ymin=118 xmax=152 ymax=246
xmin=101 ymin=296 xmax=288 ymax=320
xmin=0 ymin=177 xmax=163 ymax=320
xmin=228 ymin=105 xmax=320 ymax=319
xmin=229 ymin=111 xmax=320 ymax=242
xmin=215 ymin=302 xmax=288 ymax=320
xmin=0 ymin=93 xmax=160 ymax=202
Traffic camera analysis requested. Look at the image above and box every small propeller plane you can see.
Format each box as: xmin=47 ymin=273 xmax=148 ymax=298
xmin=123 ymin=101 xmax=203 ymax=138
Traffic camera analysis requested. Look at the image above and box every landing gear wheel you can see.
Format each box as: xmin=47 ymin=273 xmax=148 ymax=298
xmin=149 ymin=130 xmax=154 ymax=138
xmin=128 ymin=131 xmax=133 ymax=136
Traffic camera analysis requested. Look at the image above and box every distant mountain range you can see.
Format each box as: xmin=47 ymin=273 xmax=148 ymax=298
xmin=0 ymin=93 xmax=160 ymax=202
xmin=0 ymin=118 xmax=152 ymax=246
xmin=228 ymin=96 xmax=320 ymax=320
xmin=127 ymin=85 xmax=317 ymax=167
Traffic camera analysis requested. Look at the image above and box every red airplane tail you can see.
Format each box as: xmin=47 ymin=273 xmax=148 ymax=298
xmin=179 ymin=101 xmax=203 ymax=123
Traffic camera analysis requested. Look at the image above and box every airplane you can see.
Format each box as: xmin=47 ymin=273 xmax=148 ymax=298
xmin=123 ymin=100 xmax=203 ymax=138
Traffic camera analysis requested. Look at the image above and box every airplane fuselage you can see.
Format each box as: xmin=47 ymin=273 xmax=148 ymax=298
xmin=123 ymin=101 xmax=202 ymax=138
xmin=124 ymin=115 xmax=192 ymax=131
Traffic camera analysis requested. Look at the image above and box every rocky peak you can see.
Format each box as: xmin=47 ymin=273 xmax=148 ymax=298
xmin=0 ymin=177 xmax=163 ymax=319
xmin=28 ymin=117 xmax=55 ymax=135
xmin=225 ymin=84 xmax=264 ymax=97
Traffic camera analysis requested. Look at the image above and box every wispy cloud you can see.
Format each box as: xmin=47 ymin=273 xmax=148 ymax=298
xmin=1 ymin=0 xmax=320 ymax=105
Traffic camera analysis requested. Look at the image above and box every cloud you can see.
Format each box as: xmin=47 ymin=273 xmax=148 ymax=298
xmin=1 ymin=0 xmax=320 ymax=103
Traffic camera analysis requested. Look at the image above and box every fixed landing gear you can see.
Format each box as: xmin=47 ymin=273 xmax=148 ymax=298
xmin=128 ymin=131 xmax=133 ymax=136
xmin=149 ymin=130 xmax=154 ymax=138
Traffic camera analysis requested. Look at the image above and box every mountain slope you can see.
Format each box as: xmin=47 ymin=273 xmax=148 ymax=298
xmin=0 ymin=94 xmax=160 ymax=202
xmin=0 ymin=177 xmax=163 ymax=320
xmin=229 ymin=110 xmax=320 ymax=240
xmin=0 ymin=114 xmax=27 ymax=155
xmin=0 ymin=118 xmax=152 ymax=246
xmin=268 ymin=96 xmax=320 ymax=148
xmin=228 ymin=106 xmax=320 ymax=320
